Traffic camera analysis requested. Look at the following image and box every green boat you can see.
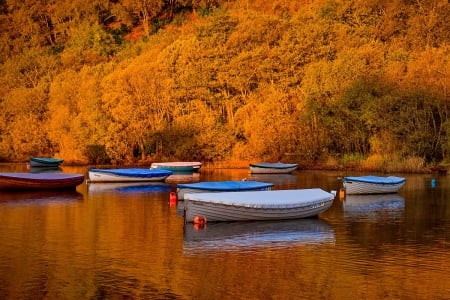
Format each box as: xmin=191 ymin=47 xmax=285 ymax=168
xmin=150 ymin=162 xmax=202 ymax=173
xmin=29 ymin=157 xmax=64 ymax=168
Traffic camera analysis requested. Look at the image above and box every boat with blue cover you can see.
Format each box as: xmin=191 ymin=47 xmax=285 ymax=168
xmin=249 ymin=162 xmax=298 ymax=174
xmin=176 ymin=180 xmax=274 ymax=200
xmin=184 ymin=188 xmax=335 ymax=222
xmin=342 ymin=175 xmax=406 ymax=194
xmin=88 ymin=168 xmax=172 ymax=183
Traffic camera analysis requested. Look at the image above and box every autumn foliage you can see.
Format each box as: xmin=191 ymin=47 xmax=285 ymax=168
xmin=0 ymin=0 xmax=448 ymax=169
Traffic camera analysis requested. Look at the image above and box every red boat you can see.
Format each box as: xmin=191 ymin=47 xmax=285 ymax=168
xmin=0 ymin=173 xmax=84 ymax=190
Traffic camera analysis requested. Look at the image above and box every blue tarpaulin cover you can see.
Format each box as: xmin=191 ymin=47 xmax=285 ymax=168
xmin=177 ymin=180 xmax=274 ymax=191
xmin=343 ymin=175 xmax=406 ymax=184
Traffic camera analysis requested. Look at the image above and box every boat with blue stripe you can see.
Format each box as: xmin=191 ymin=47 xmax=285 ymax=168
xmin=342 ymin=175 xmax=406 ymax=194
xmin=88 ymin=168 xmax=172 ymax=182
xmin=177 ymin=180 xmax=274 ymax=200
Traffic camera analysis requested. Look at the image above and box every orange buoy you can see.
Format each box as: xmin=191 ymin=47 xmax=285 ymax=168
xmin=193 ymin=216 xmax=207 ymax=226
xmin=169 ymin=192 xmax=177 ymax=206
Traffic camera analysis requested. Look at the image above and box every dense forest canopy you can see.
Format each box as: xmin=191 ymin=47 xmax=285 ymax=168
xmin=0 ymin=0 xmax=449 ymax=171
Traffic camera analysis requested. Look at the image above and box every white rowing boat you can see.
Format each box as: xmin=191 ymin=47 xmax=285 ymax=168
xmin=184 ymin=188 xmax=335 ymax=222
xmin=249 ymin=162 xmax=298 ymax=174
xmin=342 ymin=175 xmax=406 ymax=194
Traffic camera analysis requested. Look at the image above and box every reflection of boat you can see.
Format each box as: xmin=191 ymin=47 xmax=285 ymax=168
xmin=28 ymin=166 xmax=62 ymax=173
xmin=151 ymin=162 xmax=202 ymax=172
xmin=29 ymin=157 xmax=63 ymax=167
xmin=249 ymin=174 xmax=297 ymax=187
xmin=88 ymin=168 xmax=172 ymax=182
xmin=165 ymin=172 xmax=200 ymax=184
xmin=176 ymin=200 xmax=186 ymax=216
xmin=184 ymin=189 xmax=335 ymax=222
xmin=0 ymin=190 xmax=83 ymax=205
xmin=249 ymin=162 xmax=298 ymax=174
xmin=343 ymin=194 xmax=405 ymax=220
xmin=177 ymin=180 xmax=274 ymax=200
xmin=87 ymin=182 xmax=172 ymax=193
xmin=0 ymin=172 xmax=84 ymax=190
xmin=183 ymin=218 xmax=335 ymax=253
xmin=343 ymin=175 xmax=406 ymax=194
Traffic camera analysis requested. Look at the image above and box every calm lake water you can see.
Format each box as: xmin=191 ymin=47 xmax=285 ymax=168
xmin=0 ymin=164 xmax=449 ymax=299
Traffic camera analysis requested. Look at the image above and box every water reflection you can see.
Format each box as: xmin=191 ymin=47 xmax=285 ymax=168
xmin=183 ymin=218 xmax=335 ymax=255
xmin=28 ymin=166 xmax=62 ymax=173
xmin=87 ymin=182 xmax=172 ymax=194
xmin=0 ymin=190 xmax=83 ymax=206
xmin=343 ymin=193 xmax=405 ymax=221
xmin=165 ymin=172 xmax=200 ymax=184
xmin=249 ymin=173 xmax=297 ymax=189
xmin=0 ymin=166 xmax=449 ymax=299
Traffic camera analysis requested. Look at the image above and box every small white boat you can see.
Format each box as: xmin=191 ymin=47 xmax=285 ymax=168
xmin=184 ymin=188 xmax=335 ymax=222
xmin=150 ymin=162 xmax=202 ymax=173
xmin=249 ymin=162 xmax=298 ymax=174
xmin=183 ymin=219 xmax=335 ymax=254
xmin=343 ymin=175 xmax=406 ymax=194
xmin=88 ymin=168 xmax=172 ymax=183
xmin=176 ymin=180 xmax=274 ymax=200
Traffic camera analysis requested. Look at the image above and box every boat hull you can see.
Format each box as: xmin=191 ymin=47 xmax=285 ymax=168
xmin=249 ymin=163 xmax=298 ymax=174
xmin=177 ymin=181 xmax=274 ymax=200
xmin=88 ymin=168 xmax=172 ymax=182
xmin=343 ymin=176 xmax=406 ymax=194
xmin=184 ymin=189 xmax=334 ymax=222
xmin=29 ymin=157 xmax=63 ymax=168
xmin=249 ymin=166 xmax=298 ymax=174
xmin=0 ymin=173 xmax=84 ymax=190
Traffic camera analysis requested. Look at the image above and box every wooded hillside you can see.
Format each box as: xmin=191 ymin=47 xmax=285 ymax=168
xmin=0 ymin=0 xmax=449 ymax=171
